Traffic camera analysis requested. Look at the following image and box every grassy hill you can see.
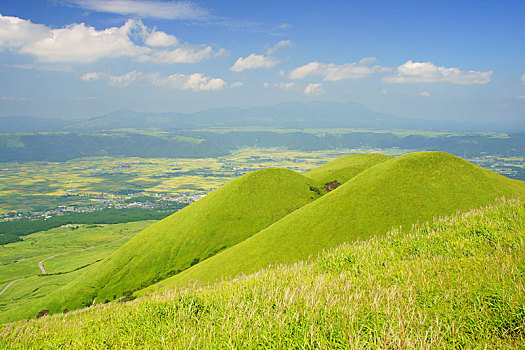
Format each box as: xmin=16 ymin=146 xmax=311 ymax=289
xmin=2 ymin=151 xmax=524 ymax=323
xmin=144 ymin=151 xmax=525 ymax=293
xmin=22 ymin=168 xmax=325 ymax=318
xmin=2 ymin=199 xmax=524 ymax=348
xmin=305 ymin=153 xmax=392 ymax=185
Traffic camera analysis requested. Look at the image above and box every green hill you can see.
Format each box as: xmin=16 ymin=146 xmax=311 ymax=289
xmin=27 ymin=168 xmax=324 ymax=317
xmin=3 ymin=151 xmax=525 ymax=323
xmin=144 ymin=151 xmax=525 ymax=293
xmin=2 ymin=199 xmax=524 ymax=348
xmin=305 ymin=153 xmax=392 ymax=185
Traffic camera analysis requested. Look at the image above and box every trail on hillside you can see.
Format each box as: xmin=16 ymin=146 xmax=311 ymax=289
xmin=1 ymin=232 xmax=138 ymax=297
xmin=38 ymin=232 xmax=138 ymax=274
xmin=0 ymin=278 xmax=25 ymax=297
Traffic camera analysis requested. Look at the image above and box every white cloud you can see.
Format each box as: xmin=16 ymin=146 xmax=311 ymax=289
xmin=143 ymin=29 xmax=178 ymax=47
xmin=81 ymin=71 xmax=142 ymax=87
xmin=0 ymin=96 xmax=31 ymax=102
xmin=138 ymin=45 xmax=216 ymax=64
xmin=230 ymin=53 xmax=279 ymax=72
xmin=278 ymin=23 xmax=291 ymax=30
xmin=263 ymin=81 xmax=296 ymax=90
xmin=231 ymin=40 xmax=291 ymax=72
xmin=108 ymin=70 xmax=144 ymax=87
xmin=304 ymin=83 xmax=324 ymax=96
xmin=359 ymin=57 xmax=377 ymax=64
xmin=0 ymin=14 xmax=221 ymax=64
xmin=420 ymin=91 xmax=431 ymax=97
xmin=383 ymin=61 xmax=493 ymax=85
xmin=289 ymin=60 xmax=383 ymax=81
xmin=11 ymin=63 xmax=73 ymax=72
xmin=266 ymin=40 xmax=292 ymax=54
xmin=521 ymin=74 xmax=525 ymax=85
xmin=81 ymin=72 xmax=104 ymax=81
xmin=517 ymin=96 xmax=525 ymax=100
xmin=81 ymin=70 xmax=228 ymax=91
xmin=19 ymin=20 xmax=149 ymax=63
xmin=0 ymin=14 xmax=49 ymax=49
xmin=67 ymin=0 xmax=208 ymax=20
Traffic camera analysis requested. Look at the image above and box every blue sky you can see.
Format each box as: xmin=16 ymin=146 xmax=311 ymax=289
xmin=0 ymin=0 xmax=524 ymax=126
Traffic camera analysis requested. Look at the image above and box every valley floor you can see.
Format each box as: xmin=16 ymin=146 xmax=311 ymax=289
xmin=1 ymin=198 xmax=523 ymax=349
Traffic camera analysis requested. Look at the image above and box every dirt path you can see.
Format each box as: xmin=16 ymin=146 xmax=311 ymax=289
xmin=37 ymin=232 xmax=138 ymax=274
xmin=1 ymin=232 xmax=138 ymax=298
xmin=0 ymin=278 xmax=25 ymax=297
xmin=38 ymin=255 xmax=61 ymax=274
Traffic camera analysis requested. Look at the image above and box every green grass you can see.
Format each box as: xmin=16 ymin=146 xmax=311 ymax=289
xmin=1 ymin=198 xmax=523 ymax=349
xmin=33 ymin=168 xmax=324 ymax=316
xmin=4 ymin=151 xmax=525 ymax=324
xmin=0 ymin=221 xmax=154 ymax=324
xmin=146 ymin=151 xmax=525 ymax=293
xmin=305 ymin=153 xmax=392 ymax=185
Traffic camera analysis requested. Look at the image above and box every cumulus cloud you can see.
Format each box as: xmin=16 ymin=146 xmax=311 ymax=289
xmin=420 ymin=91 xmax=431 ymax=97
xmin=0 ymin=14 xmax=221 ymax=64
xmin=81 ymin=71 xmax=142 ymax=87
xmin=304 ymin=83 xmax=324 ymax=96
xmin=521 ymin=74 xmax=525 ymax=85
xmin=143 ymin=29 xmax=178 ymax=47
xmin=138 ymin=46 xmax=219 ymax=64
xmin=66 ymin=0 xmax=208 ymax=20
xmin=289 ymin=60 xmax=384 ymax=81
xmin=19 ymin=21 xmax=148 ymax=63
xmin=230 ymin=54 xmax=279 ymax=72
xmin=231 ymin=40 xmax=291 ymax=72
xmin=383 ymin=61 xmax=493 ymax=85
xmin=0 ymin=14 xmax=49 ymax=48
xmin=152 ymin=72 xmax=227 ymax=90
xmin=81 ymin=70 xmax=228 ymax=91
xmin=80 ymin=72 xmax=105 ymax=81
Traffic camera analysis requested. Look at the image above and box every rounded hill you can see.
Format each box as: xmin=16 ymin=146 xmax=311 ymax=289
xmin=41 ymin=168 xmax=324 ymax=312
xmin=305 ymin=153 xmax=392 ymax=186
xmin=150 ymin=151 xmax=525 ymax=291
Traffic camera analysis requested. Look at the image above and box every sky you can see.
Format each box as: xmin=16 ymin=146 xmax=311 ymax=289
xmin=0 ymin=0 xmax=524 ymax=127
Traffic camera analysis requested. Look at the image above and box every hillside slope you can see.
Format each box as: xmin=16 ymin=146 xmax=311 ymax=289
xmin=3 ymin=199 xmax=524 ymax=348
xmin=33 ymin=168 xmax=324 ymax=315
xmin=305 ymin=153 xmax=392 ymax=185
xmin=146 ymin=151 xmax=525 ymax=293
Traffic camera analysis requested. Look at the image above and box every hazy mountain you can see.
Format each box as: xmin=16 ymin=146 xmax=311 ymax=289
xmin=2 ymin=102 xmax=518 ymax=132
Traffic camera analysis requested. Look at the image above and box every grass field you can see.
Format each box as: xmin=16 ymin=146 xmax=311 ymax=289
xmin=1 ymin=147 xmax=521 ymax=214
xmin=2 ymin=198 xmax=523 ymax=349
xmin=0 ymin=221 xmax=155 ymax=323
xmin=145 ymin=152 xmax=525 ymax=294
xmin=0 ymin=148 xmax=403 ymax=214
xmin=2 ymin=151 xmax=519 ymax=325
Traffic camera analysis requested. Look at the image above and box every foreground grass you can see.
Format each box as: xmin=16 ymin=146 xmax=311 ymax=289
xmin=1 ymin=198 xmax=524 ymax=349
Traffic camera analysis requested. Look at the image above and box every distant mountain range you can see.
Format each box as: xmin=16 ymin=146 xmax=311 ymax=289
xmin=0 ymin=102 xmax=517 ymax=132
